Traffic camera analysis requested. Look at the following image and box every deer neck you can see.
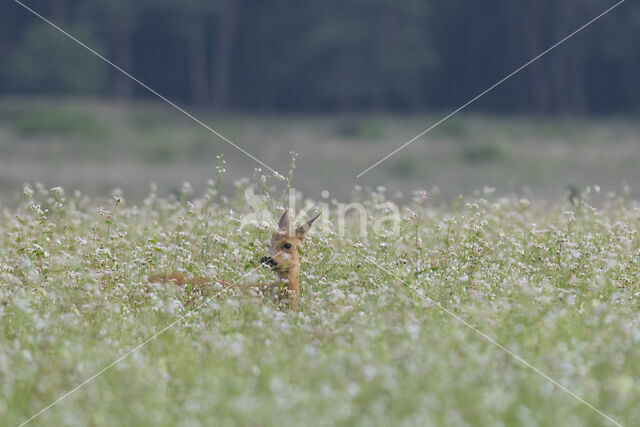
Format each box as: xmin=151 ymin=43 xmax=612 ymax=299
xmin=276 ymin=266 xmax=300 ymax=309
xmin=277 ymin=266 xmax=299 ymax=291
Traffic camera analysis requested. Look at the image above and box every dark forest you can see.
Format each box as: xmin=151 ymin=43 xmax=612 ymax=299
xmin=1 ymin=0 xmax=638 ymax=113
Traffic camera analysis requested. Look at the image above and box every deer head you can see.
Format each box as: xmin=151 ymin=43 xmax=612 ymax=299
xmin=260 ymin=210 xmax=321 ymax=276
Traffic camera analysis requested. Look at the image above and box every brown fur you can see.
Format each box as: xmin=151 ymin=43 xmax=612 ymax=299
xmin=148 ymin=210 xmax=320 ymax=310
xmin=148 ymin=272 xmax=221 ymax=292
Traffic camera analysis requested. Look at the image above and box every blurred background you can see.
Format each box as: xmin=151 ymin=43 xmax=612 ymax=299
xmin=0 ymin=0 xmax=639 ymax=202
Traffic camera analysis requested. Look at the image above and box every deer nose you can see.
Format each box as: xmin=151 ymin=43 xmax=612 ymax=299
xmin=260 ymin=256 xmax=276 ymax=268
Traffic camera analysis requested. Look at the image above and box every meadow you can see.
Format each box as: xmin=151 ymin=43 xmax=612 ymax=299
xmin=1 ymin=99 xmax=640 ymax=203
xmin=1 ymin=165 xmax=639 ymax=426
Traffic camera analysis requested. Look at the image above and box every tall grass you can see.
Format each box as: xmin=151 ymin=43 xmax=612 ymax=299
xmin=0 ymin=174 xmax=638 ymax=426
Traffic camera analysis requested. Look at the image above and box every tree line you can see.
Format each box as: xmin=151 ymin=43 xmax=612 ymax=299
xmin=1 ymin=0 xmax=638 ymax=113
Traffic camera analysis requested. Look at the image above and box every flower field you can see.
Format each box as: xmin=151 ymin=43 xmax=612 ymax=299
xmin=1 ymin=175 xmax=639 ymax=426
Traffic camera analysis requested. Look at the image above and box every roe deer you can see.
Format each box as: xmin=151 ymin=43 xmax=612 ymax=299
xmin=149 ymin=210 xmax=320 ymax=310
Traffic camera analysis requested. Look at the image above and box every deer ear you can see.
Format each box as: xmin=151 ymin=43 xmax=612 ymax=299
xmin=278 ymin=209 xmax=291 ymax=231
xmin=295 ymin=212 xmax=321 ymax=240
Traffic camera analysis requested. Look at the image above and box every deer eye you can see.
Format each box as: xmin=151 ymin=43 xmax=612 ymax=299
xmin=283 ymin=243 xmax=292 ymax=250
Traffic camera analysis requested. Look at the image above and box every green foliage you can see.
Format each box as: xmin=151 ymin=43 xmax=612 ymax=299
xmin=0 ymin=178 xmax=639 ymax=425
xmin=14 ymin=109 xmax=106 ymax=139
xmin=304 ymin=0 xmax=436 ymax=109
xmin=461 ymin=142 xmax=506 ymax=164
xmin=3 ymin=23 xmax=108 ymax=95
xmin=2 ymin=1 xmax=640 ymax=111
xmin=389 ymin=156 xmax=421 ymax=178
xmin=333 ymin=118 xmax=384 ymax=140
xmin=431 ymin=116 xmax=468 ymax=138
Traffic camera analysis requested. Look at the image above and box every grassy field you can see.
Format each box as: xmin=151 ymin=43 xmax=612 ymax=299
xmin=1 ymin=98 xmax=640 ymax=204
xmin=1 ymin=169 xmax=639 ymax=426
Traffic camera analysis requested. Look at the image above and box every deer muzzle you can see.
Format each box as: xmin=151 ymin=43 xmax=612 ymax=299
xmin=260 ymin=256 xmax=276 ymax=268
